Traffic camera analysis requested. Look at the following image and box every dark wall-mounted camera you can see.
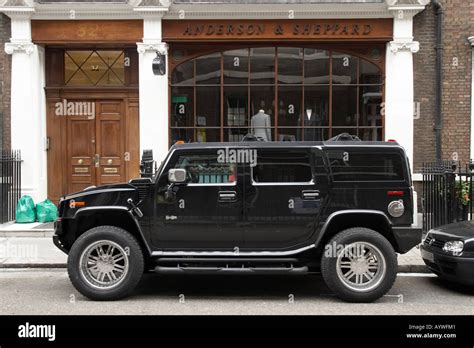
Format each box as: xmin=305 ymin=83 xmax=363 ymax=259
xmin=152 ymin=51 xmax=166 ymax=76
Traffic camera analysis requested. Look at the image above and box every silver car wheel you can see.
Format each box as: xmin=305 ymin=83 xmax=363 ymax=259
xmin=335 ymin=242 xmax=386 ymax=293
xmin=79 ymin=240 xmax=129 ymax=290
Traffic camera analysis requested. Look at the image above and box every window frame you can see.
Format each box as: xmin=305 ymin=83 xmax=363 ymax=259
xmin=326 ymin=149 xmax=407 ymax=183
xmin=63 ymin=49 xmax=127 ymax=87
xmin=173 ymin=150 xmax=239 ymax=187
xmin=250 ymin=148 xmax=315 ymax=186
xmin=169 ymin=46 xmax=385 ymax=145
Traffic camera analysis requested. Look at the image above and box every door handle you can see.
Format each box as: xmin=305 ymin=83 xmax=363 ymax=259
xmin=302 ymin=190 xmax=320 ymax=200
xmin=219 ymin=191 xmax=237 ymax=202
xmin=94 ymin=154 xmax=100 ymax=168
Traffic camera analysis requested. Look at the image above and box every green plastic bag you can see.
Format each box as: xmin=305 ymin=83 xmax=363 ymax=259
xmin=15 ymin=195 xmax=36 ymax=223
xmin=36 ymin=199 xmax=58 ymax=223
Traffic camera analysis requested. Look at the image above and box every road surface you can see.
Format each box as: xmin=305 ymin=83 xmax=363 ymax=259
xmin=1 ymin=269 xmax=473 ymax=315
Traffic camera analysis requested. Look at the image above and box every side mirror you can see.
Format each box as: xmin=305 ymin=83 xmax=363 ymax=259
xmin=168 ymin=168 xmax=187 ymax=184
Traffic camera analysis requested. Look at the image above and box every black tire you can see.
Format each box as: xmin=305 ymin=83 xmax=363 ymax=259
xmin=67 ymin=226 xmax=144 ymax=301
xmin=321 ymin=227 xmax=397 ymax=303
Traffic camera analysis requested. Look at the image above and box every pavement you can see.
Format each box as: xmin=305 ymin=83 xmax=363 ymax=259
xmin=0 ymin=270 xmax=472 ymax=315
xmin=0 ymin=221 xmax=53 ymax=237
xmin=0 ymin=220 xmax=428 ymax=273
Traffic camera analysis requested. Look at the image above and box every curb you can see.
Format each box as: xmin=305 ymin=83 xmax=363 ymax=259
xmin=398 ymin=265 xmax=430 ymax=273
xmin=0 ymin=231 xmax=54 ymax=238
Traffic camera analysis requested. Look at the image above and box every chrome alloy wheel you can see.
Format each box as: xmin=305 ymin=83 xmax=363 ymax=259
xmin=79 ymin=240 xmax=129 ymax=290
xmin=335 ymin=242 xmax=386 ymax=292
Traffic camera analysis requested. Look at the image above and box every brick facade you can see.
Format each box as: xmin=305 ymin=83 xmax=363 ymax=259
xmin=413 ymin=1 xmax=474 ymax=172
xmin=0 ymin=14 xmax=11 ymax=150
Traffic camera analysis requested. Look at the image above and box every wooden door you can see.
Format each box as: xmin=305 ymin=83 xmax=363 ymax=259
xmin=95 ymin=100 xmax=125 ymax=186
xmin=66 ymin=100 xmax=125 ymax=193
xmin=67 ymin=111 xmax=96 ymax=194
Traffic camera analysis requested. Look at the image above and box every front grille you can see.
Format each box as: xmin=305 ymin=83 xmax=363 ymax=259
xmin=424 ymin=235 xmax=445 ymax=249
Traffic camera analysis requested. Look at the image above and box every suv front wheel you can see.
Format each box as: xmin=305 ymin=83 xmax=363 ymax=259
xmin=321 ymin=227 xmax=397 ymax=303
xmin=67 ymin=226 xmax=144 ymax=301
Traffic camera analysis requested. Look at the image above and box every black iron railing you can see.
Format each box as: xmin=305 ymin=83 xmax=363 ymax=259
xmin=422 ymin=160 xmax=473 ymax=232
xmin=0 ymin=150 xmax=21 ymax=224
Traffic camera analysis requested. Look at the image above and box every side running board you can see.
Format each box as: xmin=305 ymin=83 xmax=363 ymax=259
xmin=154 ymin=265 xmax=309 ymax=275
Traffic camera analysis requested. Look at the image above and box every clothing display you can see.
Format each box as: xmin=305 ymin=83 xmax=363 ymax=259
xmin=297 ymin=109 xmax=324 ymax=141
xmin=250 ymin=110 xmax=272 ymax=141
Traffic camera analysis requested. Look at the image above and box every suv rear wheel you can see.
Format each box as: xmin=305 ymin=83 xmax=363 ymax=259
xmin=321 ymin=227 xmax=397 ymax=303
xmin=67 ymin=226 xmax=144 ymax=301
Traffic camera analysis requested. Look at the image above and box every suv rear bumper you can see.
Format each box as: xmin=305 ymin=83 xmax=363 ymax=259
xmin=392 ymin=226 xmax=422 ymax=254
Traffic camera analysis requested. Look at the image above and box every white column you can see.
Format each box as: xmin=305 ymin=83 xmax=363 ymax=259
xmin=384 ymin=12 xmax=420 ymax=171
xmin=5 ymin=14 xmax=47 ymax=203
xmin=137 ymin=17 xmax=169 ymax=165
xmin=469 ymin=36 xmax=474 ymax=159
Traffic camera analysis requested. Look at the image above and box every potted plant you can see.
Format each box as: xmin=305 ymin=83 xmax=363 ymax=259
xmin=455 ymin=181 xmax=471 ymax=220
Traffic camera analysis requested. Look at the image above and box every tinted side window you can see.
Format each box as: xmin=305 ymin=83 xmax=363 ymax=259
xmin=175 ymin=152 xmax=237 ymax=184
xmin=253 ymin=150 xmax=312 ymax=183
xmin=327 ymin=150 xmax=405 ymax=182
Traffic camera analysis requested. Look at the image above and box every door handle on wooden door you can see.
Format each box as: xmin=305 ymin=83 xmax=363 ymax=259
xmin=94 ymin=154 xmax=100 ymax=168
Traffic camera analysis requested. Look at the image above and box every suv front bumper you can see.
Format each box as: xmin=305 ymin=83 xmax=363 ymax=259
xmin=392 ymin=226 xmax=422 ymax=254
xmin=421 ymin=244 xmax=474 ymax=285
xmin=53 ymin=219 xmax=68 ymax=254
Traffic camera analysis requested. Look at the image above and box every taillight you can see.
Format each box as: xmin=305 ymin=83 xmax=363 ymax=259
xmin=387 ymin=191 xmax=404 ymax=197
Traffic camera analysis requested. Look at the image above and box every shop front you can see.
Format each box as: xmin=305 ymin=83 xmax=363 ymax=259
xmin=0 ymin=0 xmax=429 ymax=203
xmin=164 ymin=19 xmax=390 ymax=145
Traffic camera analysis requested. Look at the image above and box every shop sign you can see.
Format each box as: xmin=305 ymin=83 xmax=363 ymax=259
xmin=163 ymin=19 xmax=393 ymax=41
xmin=183 ymin=23 xmax=373 ymax=37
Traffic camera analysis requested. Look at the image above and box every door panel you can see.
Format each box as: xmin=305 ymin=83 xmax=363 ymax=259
xmin=67 ymin=116 xmax=95 ymax=194
xmin=155 ymin=184 xmax=243 ymax=249
xmin=152 ymin=150 xmax=244 ymax=250
xmin=243 ymin=148 xmax=322 ymax=249
xmin=95 ymin=101 xmax=125 ymax=185
xmin=66 ymin=100 xmax=125 ymax=193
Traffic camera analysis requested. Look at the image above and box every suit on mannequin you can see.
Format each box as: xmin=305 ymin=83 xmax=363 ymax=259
xmin=251 ymin=110 xmax=272 ymax=141
xmin=297 ymin=109 xmax=323 ymax=141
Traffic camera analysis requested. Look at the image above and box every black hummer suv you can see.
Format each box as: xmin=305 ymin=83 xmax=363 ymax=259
xmin=53 ymin=141 xmax=421 ymax=303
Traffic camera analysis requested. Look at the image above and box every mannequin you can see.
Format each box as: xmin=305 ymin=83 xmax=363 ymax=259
xmin=297 ymin=108 xmax=323 ymax=141
xmin=251 ymin=109 xmax=272 ymax=141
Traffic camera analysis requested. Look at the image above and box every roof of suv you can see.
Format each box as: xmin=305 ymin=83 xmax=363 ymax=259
xmin=170 ymin=141 xmax=403 ymax=150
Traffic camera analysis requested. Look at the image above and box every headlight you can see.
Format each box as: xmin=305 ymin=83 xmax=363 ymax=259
xmin=442 ymin=241 xmax=464 ymax=255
